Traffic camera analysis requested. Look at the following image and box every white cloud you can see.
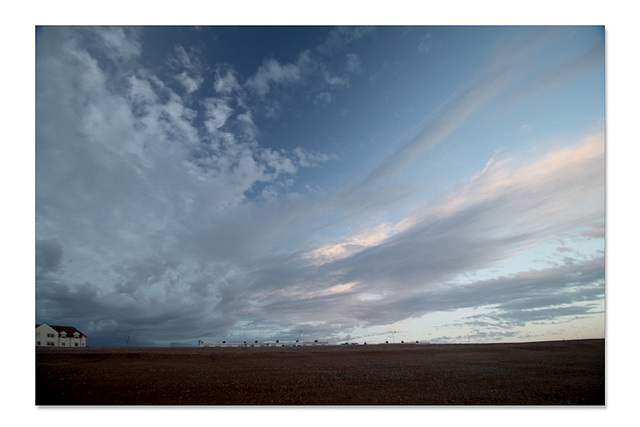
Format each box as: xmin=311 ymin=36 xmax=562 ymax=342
xmin=317 ymin=27 xmax=374 ymax=55
xmin=261 ymin=185 xmax=278 ymax=200
xmin=90 ymin=27 xmax=141 ymax=61
xmin=172 ymin=45 xmax=200 ymax=71
xmin=203 ymin=97 xmax=234 ymax=132
xmin=214 ymin=69 xmax=241 ymax=94
xmin=412 ymin=133 xmax=604 ymax=230
xmin=236 ymin=111 xmax=258 ymax=141
xmin=304 ymin=222 xmax=400 ymax=265
xmin=418 ymin=33 xmax=432 ymax=54
xmin=176 ymin=71 xmax=203 ymax=94
xmin=293 ymin=147 xmax=334 ymax=167
xmin=246 ymin=58 xmax=303 ymax=97
xmin=170 ymin=45 xmax=205 ymax=95
xmin=345 ymin=53 xmax=362 ymax=73
xmin=260 ymin=148 xmax=297 ymax=176
xmin=324 ymin=72 xmax=349 ymax=88
xmin=314 ymin=92 xmax=332 ymax=106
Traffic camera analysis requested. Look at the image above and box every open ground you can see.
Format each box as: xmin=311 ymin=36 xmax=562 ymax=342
xmin=36 ymin=339 xmax=604 ymax=405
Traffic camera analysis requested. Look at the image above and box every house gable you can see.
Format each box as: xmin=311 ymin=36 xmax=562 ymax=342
xmin=48 ymin=325 xmax=86 ymax=338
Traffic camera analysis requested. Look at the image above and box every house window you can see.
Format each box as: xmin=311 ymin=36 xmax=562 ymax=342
xmin=47 ymin=333 xmax=54 ymax=338
xmin=37 ymin=341 xmax=41 ymax=345
xmin=75 ymin=343 xmax=78 ymax=347
xmin=61 ymin=342 xmax=66 ymax=346
xmin=47 ymin=342 xmax=54 ymax=346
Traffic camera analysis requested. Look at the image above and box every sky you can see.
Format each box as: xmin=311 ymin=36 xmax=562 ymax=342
xmin=35 ymin=26 xmax=605 ymax=347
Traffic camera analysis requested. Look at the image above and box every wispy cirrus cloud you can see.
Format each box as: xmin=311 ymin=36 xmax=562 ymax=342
xmin=365 ymin=61 xmax=520 ymax=185
xmin=160 ymin=131 xmax=604 ymax=342
xmin=365 ymin=27 xmax=603 ymax=187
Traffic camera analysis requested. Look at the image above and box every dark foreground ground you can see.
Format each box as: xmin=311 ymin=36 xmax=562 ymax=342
xmin=36 ymin=339 xmax=604 ymax=405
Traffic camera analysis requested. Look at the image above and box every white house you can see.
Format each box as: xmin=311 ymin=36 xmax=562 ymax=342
xmin=36 ymin=323 xmax=86 ymax=348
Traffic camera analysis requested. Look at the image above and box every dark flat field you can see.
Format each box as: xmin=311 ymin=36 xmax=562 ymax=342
xmin=36 ymin=339 xmax=604 ymax=405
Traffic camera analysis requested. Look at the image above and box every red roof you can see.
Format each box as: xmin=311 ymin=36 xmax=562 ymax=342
xmin=37 ymin=323 xmax=85 ymax=337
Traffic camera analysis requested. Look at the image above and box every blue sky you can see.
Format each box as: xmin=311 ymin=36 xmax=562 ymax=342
xmin=35 ymin=26 xmax=605 ymax=346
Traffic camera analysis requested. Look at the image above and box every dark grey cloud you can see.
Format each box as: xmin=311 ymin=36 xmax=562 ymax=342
xmin=35 ymin=239 xmax=63 ymax=280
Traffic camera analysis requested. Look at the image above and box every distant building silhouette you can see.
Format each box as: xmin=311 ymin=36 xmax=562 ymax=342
xmin=198 ymin=339 xmax=328 ymax=348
